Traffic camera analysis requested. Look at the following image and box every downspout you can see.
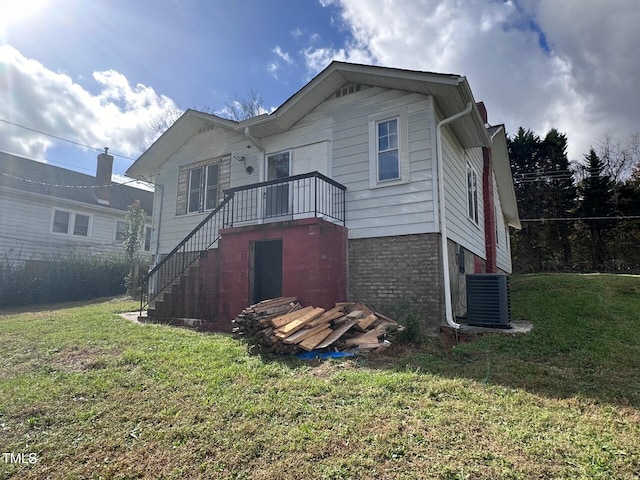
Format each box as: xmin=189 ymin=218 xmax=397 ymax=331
xmin=153 ymin=182 xmax=164 ymax=258
xmin=436 ymin=99 xmax=473 ymax=330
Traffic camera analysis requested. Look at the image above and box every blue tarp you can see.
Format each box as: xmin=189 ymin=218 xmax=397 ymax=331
xmin=295 ymin=349 xmax=359 ymax=360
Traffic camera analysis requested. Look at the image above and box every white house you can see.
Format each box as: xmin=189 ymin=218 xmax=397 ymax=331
xmin=0 ymin=150 xmax=153 ymax=267
xmin=126 ymin=62 xmax=520 ymax=332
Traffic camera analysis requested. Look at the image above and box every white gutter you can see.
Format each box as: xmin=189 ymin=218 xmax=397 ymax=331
xmin=436 ymin=99 xmax=474 ymax=330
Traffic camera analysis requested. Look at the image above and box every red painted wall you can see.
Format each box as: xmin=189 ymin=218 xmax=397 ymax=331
xmin=217 ymin=218 xmax=348 ymax=328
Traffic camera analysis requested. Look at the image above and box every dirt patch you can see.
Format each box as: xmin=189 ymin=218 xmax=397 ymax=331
xmin=51 ymin=347 xmax=112 ymax=372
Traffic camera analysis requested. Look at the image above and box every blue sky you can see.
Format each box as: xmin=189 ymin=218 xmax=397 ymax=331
xmin=2 ymin=0 xmax=639 ymax=184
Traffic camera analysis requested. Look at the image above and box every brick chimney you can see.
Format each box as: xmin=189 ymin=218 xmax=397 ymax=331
xmin=96 ymin=147 xmax=113 ymax=205
xmin=476 ymin=102 xmax=497 ymax=273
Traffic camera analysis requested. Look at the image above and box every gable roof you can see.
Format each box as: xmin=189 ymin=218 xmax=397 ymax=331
xmin=127 ymin=61 xmax=491 ymax=178
xmin=0 ymin=151 xmax=153 ymax=215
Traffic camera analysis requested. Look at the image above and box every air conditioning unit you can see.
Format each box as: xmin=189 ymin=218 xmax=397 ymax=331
xmin=466 ymin=274 xmax=511 ymax=328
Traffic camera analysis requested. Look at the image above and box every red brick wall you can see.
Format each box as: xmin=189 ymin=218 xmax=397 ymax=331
xmin=217 ymin=218 xmax=347 ymax=328
xmin=483 ymin=146 xmax=497 ymax=273
xmin=477 ymin=102 xmax=497 ymax=274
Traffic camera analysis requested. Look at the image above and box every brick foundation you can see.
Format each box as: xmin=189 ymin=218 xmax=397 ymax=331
xmin=348 ymin=234 xmax=444 ymax=331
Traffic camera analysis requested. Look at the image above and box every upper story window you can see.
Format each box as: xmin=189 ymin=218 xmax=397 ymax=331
xmin=368 ymin=108 xmax=409 ymax=188
xmin=187 ymin=164 xmax=219 ymax=213
xmin=467 ymin=163 xmax=479 ymax=224
xmin=51 ymin=208 xmax=91 ymax=237
xmin=377 ymin=119 xmax=400 ymax=181
xmin=144 ymin=226 xmax=152 ymax=251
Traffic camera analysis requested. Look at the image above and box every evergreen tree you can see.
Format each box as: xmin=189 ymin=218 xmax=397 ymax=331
xmin=508 ymin=127 xmax=545 ymax=272
xmin=577 ymin=149 xmax=616 ymax=270
xmin=540 ymin=128 xmax=576 ymax=268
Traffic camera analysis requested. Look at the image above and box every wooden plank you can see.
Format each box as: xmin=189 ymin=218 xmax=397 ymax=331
xmin=349 ymin=303 xmax=374 ymax=316
xmin=332 ymin=315 xmax=348 ymax=325
xmin=275 ymin=307 xmax=325 ymax=336
xmin=299 ymin=328 xmax=333 ymax=351
xmin=334 ymin=302 xmax=354 ymax=308
xmin=254 ymin=297 xmax=298 ymax=313
xmin=373 ymin=310 xmax=398 ymax=325
xmin=271 ymin=306 xmax=314 ymax=328
xmin=346 ymin=310 xmax=365 ymax=319
xmin=306 ymin=307 xmax=346 ymax=327
xmin=315 ymin=318 xmax=359 ymax=349
xmin=343 ymin=330 xmax=381 ymax=346
xmin=282 ymin=323 xmax=330 ymax=344
xmin=355 ymin=313 xmax=378 ymax=331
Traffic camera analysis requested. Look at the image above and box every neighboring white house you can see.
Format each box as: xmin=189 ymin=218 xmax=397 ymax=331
xmin=126 ymin=62 xmax=520 ymax=332
xmin=0 ymin=150 xmax=154 ymax=265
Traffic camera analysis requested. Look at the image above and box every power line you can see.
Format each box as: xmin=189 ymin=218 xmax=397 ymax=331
xmin=520 ymin=216 xmax=640 ymax=222
xmin=0 ymin=171 xmax=151 ymax=189
xmin=0 ymin=117 xmax=137 ymax=161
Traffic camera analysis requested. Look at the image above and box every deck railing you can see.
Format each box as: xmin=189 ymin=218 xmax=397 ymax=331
xmin=224 ymin=171 xmax=346 ymax=227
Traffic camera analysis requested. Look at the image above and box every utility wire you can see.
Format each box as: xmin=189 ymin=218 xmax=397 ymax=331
xmin=0 ymin=171 xmax=152 ymax=189
xmin=0 ymin=117 xmax=137 ymax=161
xmin=520 ymin=216 xmax=640 ymax=222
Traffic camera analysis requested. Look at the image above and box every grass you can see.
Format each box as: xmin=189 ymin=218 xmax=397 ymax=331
xmin=1 ymin=274 xmax=639 ymax=479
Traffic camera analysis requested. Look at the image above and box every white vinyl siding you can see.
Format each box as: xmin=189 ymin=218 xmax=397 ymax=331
xmin=0 ymin=187 xmax=134 ymax=261
xmin=441 ymin=122 xmax=486 ymax=259
xmin=153 ymin=127 xmax=238 ymax=253
xmin=494 ymin=171 xmax=513 ymax=273
xmin=328 ymin=88 xmax=436 ymax=239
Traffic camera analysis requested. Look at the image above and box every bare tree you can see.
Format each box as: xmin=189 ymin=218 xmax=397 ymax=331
xmin=142 ymin=91 xmax=266 ymax=151
xmin=598 ymin=132 xmax=640 ymax=182
xmin=219 ymin=90 xmax=267 ymax=121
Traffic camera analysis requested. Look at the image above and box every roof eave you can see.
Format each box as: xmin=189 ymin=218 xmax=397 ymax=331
xmin=490 ymin=125 xmax=521 ymax=229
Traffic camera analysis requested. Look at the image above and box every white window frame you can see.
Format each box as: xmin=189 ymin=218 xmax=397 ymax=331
xmin=466 ymin=163 xmax=479 ymax=225
xmin=187 ymin=163 xmax=220 ymax=214
xmin=368 ymin=108 xmax=409 ymax=188
xmin=50 ymin=208 xmax=92 ymax=237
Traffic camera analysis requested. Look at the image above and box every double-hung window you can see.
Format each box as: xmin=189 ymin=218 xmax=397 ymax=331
xmin=51 ymin=209 xmax=91 ymax=237
xmin=377 ymin=119 xmax=399 ymax=181
xmin=187 ymin=164 xmax=219 ymax=213
xmin=115 ymin=220 xmax=126 ymax=242
xmin=368 ymin=108 xmax=408 ymax=188
xmin=467 ymin=164 xmax=479 ymax=224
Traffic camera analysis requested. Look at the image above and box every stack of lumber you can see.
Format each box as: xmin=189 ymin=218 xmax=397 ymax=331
xmin=232 ymin=297 xmax=400 ymax=354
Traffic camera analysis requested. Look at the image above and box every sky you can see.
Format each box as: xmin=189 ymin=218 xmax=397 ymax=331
xmin=1 ymin=0 xmax=639 ymax=186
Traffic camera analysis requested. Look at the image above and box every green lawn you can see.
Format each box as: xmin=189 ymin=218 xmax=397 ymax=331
xmin=1 ymin=274 xmax=639 ymax=479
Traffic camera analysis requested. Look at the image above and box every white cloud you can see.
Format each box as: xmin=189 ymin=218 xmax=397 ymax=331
xmin=313 ymin=0 xmax=640 ymax=162
xmin=0 ymin=45 xmax=178 ymax=161
xmin=272 ymin=45 xmax=294 ymax=64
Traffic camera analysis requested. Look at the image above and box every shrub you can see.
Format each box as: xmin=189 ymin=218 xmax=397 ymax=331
xmin=0 ymin=252 xmax=144 ymax=308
